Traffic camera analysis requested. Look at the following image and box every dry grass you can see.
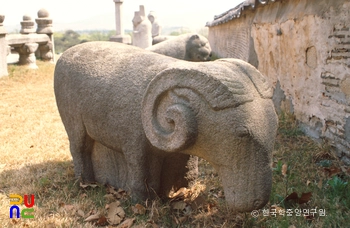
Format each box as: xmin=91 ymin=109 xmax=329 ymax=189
xmin=0 ymin=61 xmax=349 ymax=227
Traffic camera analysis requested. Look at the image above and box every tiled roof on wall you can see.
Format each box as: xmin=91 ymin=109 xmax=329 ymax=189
xmin=206 ymin=0 xmax=278 ymax=27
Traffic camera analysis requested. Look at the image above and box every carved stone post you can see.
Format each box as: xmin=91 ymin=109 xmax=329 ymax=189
xmin=15 ymin=42 xmax=39 ymax=69
xmin=36 ymin=8 xmax=54 ymax=63
xmin=110 ymin=0 xmax=131 ymax=44
xmin=0 ymin=14 xmax=8 ymax=77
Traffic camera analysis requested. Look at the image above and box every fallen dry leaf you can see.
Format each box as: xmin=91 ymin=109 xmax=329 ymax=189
xmin=306 ymin=180 xmax=311 ymax=186
xmin=190 ymin=194 xmax=206 ymax=210
xmin=324 ymin=167 xmax=342 ymax=177
xmin=84 ymin=213 xmax=100 ymax=222
xmin=63 ymin=204 xmax=75 ymax=211
xmin=117 ymin=218 xmax=134 ymax=228
xmin=318 ymin=179 xmax=323 ymax=189
xmin=76 ymin=209 xmax=85 ymax=218
xmin=178 ymin=216 xmax=188 ymax=223
xmin=171 ymin=201 xmax=187 ymax=210
xmin=104 ymin=193 xmax=116 ymax=201
xmin=172 ymin=215 xmax=188 ymax=225
xmin=117 ymin=189 xmax=127 ymax=195
xmin=80 ymin=193 xmax=88 ymax=198
xmin=286 ymin=192 xmax=299 ymax=203
xmin=80 ymin=182 xmax=98 ymax=189
xmin=282 ymin=163 xmax=288 ymax=176
xmin=285 ymin=192 xmax=312 ymax=204
xmin=106 ymin=184 xmax=117 ymax=193
xmin=106 ymin=185 xmax=128 ymax=199
xmin=169 ymin=187 xmax=188 ymax=200
xmin=270 ymin=204 xmax=284 ymax=212
xmin=298 ymin=192 xmax=312 ymax=204
xmin=107 ymin=201 xmax=125 ymax=225
xmin=151 ymin=223 xmax=160 ymax=228
xmin=96 ymin=215 xmax=108 ymax=226
xmin=132 ymin=203 xmax=146 ymax=215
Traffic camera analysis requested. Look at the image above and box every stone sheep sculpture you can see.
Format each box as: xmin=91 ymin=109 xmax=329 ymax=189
xmin=146 ymin=33 xmax=212 ymax=61
xmin=54 ymin=41 xmax=278 ymax=213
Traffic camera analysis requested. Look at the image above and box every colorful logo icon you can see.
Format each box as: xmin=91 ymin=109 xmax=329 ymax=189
xmin=9 ymin=194 xmax=35 ymax=219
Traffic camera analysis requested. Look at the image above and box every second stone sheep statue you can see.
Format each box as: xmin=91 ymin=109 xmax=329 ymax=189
xmin=146 ymin=33 xmax=212 ymax=61
xmin=54 ymin=41 xmax=278 ymax=213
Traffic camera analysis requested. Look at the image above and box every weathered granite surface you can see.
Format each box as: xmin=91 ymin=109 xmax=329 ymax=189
xmin=54 ymin=41 xmax=278 ymax=212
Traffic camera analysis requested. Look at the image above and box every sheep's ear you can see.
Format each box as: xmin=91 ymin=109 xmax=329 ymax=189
xmin=215 ymin=58 xmax=273 ymax=99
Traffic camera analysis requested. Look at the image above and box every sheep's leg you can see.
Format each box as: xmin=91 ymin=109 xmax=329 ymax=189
xmin=123 ymin=140 xmax=162 ymax=202
xmin=67 ymin=124 xmax=95 ymax=182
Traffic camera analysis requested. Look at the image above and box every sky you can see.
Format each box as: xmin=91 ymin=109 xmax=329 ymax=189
xmin=1 ymin=0 xmax=243 ymax=32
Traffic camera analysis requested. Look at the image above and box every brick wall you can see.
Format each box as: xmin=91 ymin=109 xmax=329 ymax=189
xmin=208 ymin=0 xmax=350 ymax=164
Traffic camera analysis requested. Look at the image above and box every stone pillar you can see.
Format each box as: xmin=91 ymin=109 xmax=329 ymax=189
xmin=15 ymin=42 xmax=39 ymax=69
xmin=36 ymin=8 xmax=54 ymax=63
xmin=0 ymin=14 xmax=8 ymax=77
xmin=110 ymin=0 xmax=131 ymax=44
xmin=20 ymin=15 xmax=36 ymax=34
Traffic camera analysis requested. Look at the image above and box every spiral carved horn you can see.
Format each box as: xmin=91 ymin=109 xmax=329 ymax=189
xmin=141 ymin=66 xmax=253 ymax=152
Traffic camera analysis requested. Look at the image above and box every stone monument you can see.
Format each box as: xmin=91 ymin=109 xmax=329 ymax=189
xmin=148 ymin=11 xmax=161 ymax=38
xmin=110 ymin=0 xmax=131 ymax=44
xmin=132 ymin=5 xmax=152 ymax=49
xmin=54 ymin=41 xmax=278 ymax=213
xmin=0 ymin=14 xmax=8 ymax=77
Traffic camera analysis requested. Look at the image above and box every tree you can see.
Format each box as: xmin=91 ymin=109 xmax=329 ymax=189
xmin=54 ymin=30 xmax=82 ymax=53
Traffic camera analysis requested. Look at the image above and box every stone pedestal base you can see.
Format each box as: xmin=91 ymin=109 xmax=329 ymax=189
xmin=109 ymin=35 xmax=131 ymax=44
xmin=0 ymin=34 xmax=8 ymax=77
xmin=15 ymin=43 xmax=39 ymax=69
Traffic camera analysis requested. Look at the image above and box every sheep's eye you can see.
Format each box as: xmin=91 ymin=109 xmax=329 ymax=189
xmin=235 ymin=126 xmax=250 ymax=137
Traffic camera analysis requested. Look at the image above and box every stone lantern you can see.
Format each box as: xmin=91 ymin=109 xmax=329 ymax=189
xmin=36 ymin=8 xmax=53 ymax=34
xmin=35 ymin=8 xmax=54 ymax=63
xmin=20 ymin=14 xmax=36 ymax=34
